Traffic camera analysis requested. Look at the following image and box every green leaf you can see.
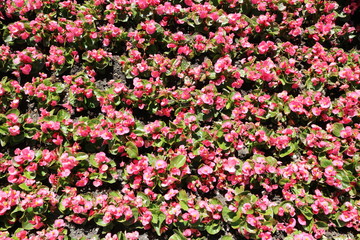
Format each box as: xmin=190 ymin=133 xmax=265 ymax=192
xmin=179 ymin=201 xmax=189 ymax=210
xmin=265 ymin=156 xmax=277 ymax=166
xmin=18 ymin=183 xmax=32 ymax=191
xmin=205 ymin=222 xmax=221 ymax=235
xmin=169 ymin=155 xmax=186 ymax=169
xmin=335 ymin=169 xmax=354 ymax=189
xmin=21 ymin=220 xmax=34 ymax=230
xmin=6 ymin=109 xmax=20 ymax=116
xmin=332 ymin=123 xmax=344 ymax=137
xmin=177 ymin=190 xmax=188 ymax=201
xmin=94 ymin=214 xmax=108 ymax=227
xmin=299 ymin=206 xmax=313 ymax=220
xmin=57 ymin=109 xmax=70 ymax=120
xmin=75 ymin=152 xmax=88 ymax=161
xmin=137 ymin=192 xmax=150 ymax=207
xmin=0 ymin=126 xmax=8 ymax=135
xmin=151 ymin=211 xmax=166 ymax=236
xmin=169 ymin=230 xmax=187 ymax=240
xmin=222 ymin=206 xmax=237 ymax=222
xmin=220 ymin=235 xmax=234 ymax=240
xmin=279 ymin=142 xmax=296 ymax=157
xmin=315 ymin=221 xmax=328 ymax=229
xmin=125 ymin=141 xmax=138 ymax=158
xmin=319 ymin=156 xmax=332 ymax=168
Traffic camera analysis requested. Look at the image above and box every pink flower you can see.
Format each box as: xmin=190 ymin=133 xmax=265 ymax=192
xmin=293 ymin=233 xmax=315 ymax=240
xmin=145 ymin=20 xmax=156 ymax=34
xmin=258 ymin=41 xmax=276 ymax=54
xmin=125 ymin=231 xmax=139 ymax=240
xmin=115 ymin=125 xmax=130 ymax=135
xmin=137 ymin=0 xmax=148 ymax=9
xmin=187 ymin=208 xmax=200 ymax=223
xmin=178 ymin=46 xmax=192 ymax=56
xmin=311 ymin=107 xmax=322 ymax=116
xmin=155 ymin=159 xmax=167 ymax=170
xmin=259 ymin=232 xmax=272 ymax=240
xmin=246 ymin=214 xmax=259 ymax=227
xmin=339 ymin=211 xmax=355 ymax=222
xmin=242 ymin=161 xmax=254 ymax=176
xmin=297 ymin=214 xmax=307 ymax=225
xmin=223 ymin=157 xmax=239 ymax=173
xmin=242 ymin=203 xmax=252 ymax=214
xmin=340 ymin=126 xmax=352 ymax=138
xmin=53 ymin=219 xmax=66 ymax=228
xmin=93 ymin=179 xmax=103 ymax=187
xmin=201 ymin=94 xmax=214 ymax=105
xmin=289 ymin=100 xmax=304 ymax=113
xmin=14 ymin=147 xmax=35 ymax=164
xmin=9 ymin=125 xmax=20 ymax=136
xmin=214 ymin=55 xmax=232 ymax=73
xmin=20 ymin=64 xmax=32 ymax=75
xmin=197 ymin=165 xmax=213 ymax=175
xmin=164 ymin=189 xmax=179 ymax=200
xmin=71 ymin=215 xmax=86 ymax=225
xmin=95 ymin=152 xmax=110 ymax=164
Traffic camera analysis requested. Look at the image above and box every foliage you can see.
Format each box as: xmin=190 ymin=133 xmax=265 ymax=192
xmin=0 ymin=0 xmax=359 ymax=239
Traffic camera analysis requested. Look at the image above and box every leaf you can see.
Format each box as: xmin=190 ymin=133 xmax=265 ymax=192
xmin=299 ymin=206 xmax=313 ymax=220
xmin=315 ymin=221 xmax=329 ymax=229
xmin=279 ymin=142 xmax=296 ymax=157
xmin=169 ymin=155 xmax=186 ymax=169
xmin=220 ymin=235 xmax=234 ymax=240
xmin=169 ymin=230 xmax=187 ymax=240
xmin=205 ymin=222 xmax=221 ymax=235
xmin=222 ymin=206 xmax=237 ymax=222
xmin=18 ymin=183 xmax=32 ymax=191
xmin=319 ymin=156 xmax=332 ymax=168
xmin=265 ymin=156 xmax=277 ymax=166
xmin=152 ymin=212 xmax=166 ymax=236
xmin=332 ymin=123 xmax=344 ymax=137
xmin=75 ymin=152 xmax=88 ymax=161
xmin=335 ymin=169 xmax=354 ymax=189
xmin=179 ymin=200 xmax=189 ymax=210
xmin=177 ymin=190 xmax=188 ymax=201
xmin=94 ymin=214 xmax=108 ymax=227
xmin=57 ymin=109 xmax=71 ymax=120
xmin=137 ymin=192 xmax=150 ymax=207
xmin=21 ymin=220 xmax=34 ymax=230
xmin=89 ymin=155 xmax=98 ymax=167
xmin=125 ymin=141 xmax=138 ymax=158
xmin=0 ymin=126 xmax=8 ymax=135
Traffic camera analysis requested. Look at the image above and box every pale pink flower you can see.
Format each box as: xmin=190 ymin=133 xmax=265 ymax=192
xmin=197 ymin=165 xmax=213 ymax=175
xmin=223 ymin=157 xmax=239 ymax=173
xmin=293 ymin=233 xmax=315 ymax=240
xmin=187 ymin=208 xmax=200 ymax=223
xmin=125 ymin=231 xmax=139 ymax=240
xmin=9 ymin=125 xmax=20 ymax=136
xmin=164 ymin=189 xmax=179 ymax=200
xmin=155 ymin=159 xmax=167 ymax=170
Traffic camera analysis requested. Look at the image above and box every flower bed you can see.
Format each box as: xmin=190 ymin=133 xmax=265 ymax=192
xmin=0 ymin=0 xmax=359 ymax=239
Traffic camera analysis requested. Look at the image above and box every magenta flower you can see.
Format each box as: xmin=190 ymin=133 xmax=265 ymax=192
xmin=20 ymin=64 xmax=32 ymax=75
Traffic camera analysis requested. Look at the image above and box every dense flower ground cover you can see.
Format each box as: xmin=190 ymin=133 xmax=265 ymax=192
xmin=0 ymin=0 xmax=359 ymax=239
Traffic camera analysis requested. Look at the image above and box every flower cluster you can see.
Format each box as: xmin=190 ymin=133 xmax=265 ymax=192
xmin=0 ymin=0 xmax=359 ymax=239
